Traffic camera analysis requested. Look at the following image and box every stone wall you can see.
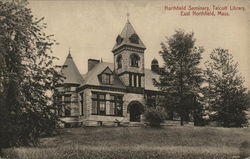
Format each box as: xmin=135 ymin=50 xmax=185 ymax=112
xmin=114 ymin=50 xmax=145 ymax=87
xmin=79 ymin=88 xmax=146 ymax=125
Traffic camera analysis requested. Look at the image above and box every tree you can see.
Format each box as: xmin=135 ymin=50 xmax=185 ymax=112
xmin=0 ymin=0 xmax=63 ymax=149
xmin=154 ymin=30 xmax=204 ymax=126
xmin=204 ymin=48 xmax=249 ymax=127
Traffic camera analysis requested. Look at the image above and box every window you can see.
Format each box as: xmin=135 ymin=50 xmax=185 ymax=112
xmin=129 ymin=33 xmax=139 ymax=44
xmin=64 ymin=86 xmax=70 ymax=92
xmin=147 ymin=94 xmax=156 ymax=107
xmin=117 ymin=55 xmax=122 ymax=69
xmin=110 ymin=94 xmax=123 ymax=116
xmin=64 ymin=95 xmax=71 ymax=103
xmin=101 ymin=74 xmax=112 ymax=85
xmin=129 ymin=74 xmax=132 ymax=87
xmin=133 ymin=75 xmax=137 ymax=87
xmin=92 ymin=92 xmax=106 ymax=115
xmin=130 ymin=54 xmax=140 ymax=67
xmin=91 ymin=92 xmax=123 ymax=116
xmin=80 ymin=93 xmax=84 ymax=116
xmin=138 ymin=76 xmax=141 ymax=87
xmin=64 ymin=105 xmax=71 ymax=116
xmin=129 ymin=74 xmax=141 ymax=88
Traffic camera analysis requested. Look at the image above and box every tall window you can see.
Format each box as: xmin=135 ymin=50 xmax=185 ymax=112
xmin=80 ymin=93 xmax=84 ymax=116
xmin=129 ymin=74 xmax=132 ymax=87
xmin=147 ymin=94 xmax=156 ymax=107
xmin=116 ymin=55 xmax=122 ymax=69
xmin=129 ymin=74 xmax=141 ymax=88
xmin=64 ymin=105 xmax=71 ymax=116
xmin=92 ymin=93 xmax=106 ymax=115
xmin=64 ymin=95 xmax=71 ymax=103
xmin=138 ymin=76 xmax=141 ymax=87
xmin=133 ymin=75 xmax=137 ymax=87
xmin=110 ymin=95 xmax=123 ymax=116
xmin=130 ymin=54 xmax=140 ymax=67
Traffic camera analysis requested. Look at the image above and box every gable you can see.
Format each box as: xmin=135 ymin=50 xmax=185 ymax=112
xmin=80 ymin=62 xmax=125 ymax=89
xmin=99 ymin=66 xmax=113 ymax=75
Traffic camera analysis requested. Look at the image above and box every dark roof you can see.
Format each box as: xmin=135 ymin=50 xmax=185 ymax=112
xmin=81 ymin=62 xmax=125 ymax=89
xmin=151 ymin=58 xmax=159 ymax=65
xmin=81 ymin=62 xmax=160 ymax=91
xmin=112 ymin=20 xmax=146 ymax=52
xmin=60 ymin=53 xmax=83 ymax=84
xmin=145 ymin=69 xmax=160 ymax=91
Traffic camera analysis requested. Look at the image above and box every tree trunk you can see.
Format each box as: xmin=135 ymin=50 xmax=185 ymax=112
xmin=180 ymin=116 xmax=184 ymax=126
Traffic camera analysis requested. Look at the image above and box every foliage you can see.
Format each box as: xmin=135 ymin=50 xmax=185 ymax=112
xmin=154 ymin=30 xmax=204 ymax=125
xmin=144 ymin=107 xmax=166 ymax=127
xmin=204 ymin=48 xmax=249 ymax=127
xmin=0 ymin=0 xmax=63 ymax=148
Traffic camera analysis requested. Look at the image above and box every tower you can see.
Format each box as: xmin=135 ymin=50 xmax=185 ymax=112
xmin=151 ymin=58 xmax=159 ymax=73
xmin=112 ymin=20 xmax=146 ymax=90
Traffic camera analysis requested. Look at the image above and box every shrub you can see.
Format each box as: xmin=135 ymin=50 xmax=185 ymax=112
xmin=239 ymin=141 xmax=250 ymax=159
xmin=144 ymin=107 xmax=166 ymax=127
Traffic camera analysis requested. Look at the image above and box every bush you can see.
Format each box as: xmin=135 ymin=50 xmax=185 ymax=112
xmin=239 ymin=141 xmax=250 ymax=159
xmin=144 ymin=107 xmax=166 ymax=127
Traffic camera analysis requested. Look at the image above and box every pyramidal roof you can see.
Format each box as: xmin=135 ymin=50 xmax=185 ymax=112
xmin=112 ymin=20 xmax=146 ymax=52
xmin=60 ymin=53 xmax=83 ymax=84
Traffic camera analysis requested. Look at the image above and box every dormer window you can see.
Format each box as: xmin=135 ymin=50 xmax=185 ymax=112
xmin=116 ymin=35 xmax=123 ymax=45
xmin=116 ymin=55 xmax=122 ymax=69
xmin=98 ymin=67 xmax=114 ymax=85
xmin=129 ymin=33 xmax=139 ymax=44
xmin=101 ymin=74 xmax=112 ymax=84
xmin=130 ymin=53 xmax=140 ymax=67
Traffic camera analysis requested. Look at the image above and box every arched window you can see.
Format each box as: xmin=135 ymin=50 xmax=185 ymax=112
xmin=116 ymin=55 xmax=122 ymax=69
xmin=130 ymin=54 xmax=140 ymax=67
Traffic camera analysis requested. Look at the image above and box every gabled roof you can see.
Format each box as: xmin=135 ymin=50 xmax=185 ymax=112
xmin=60 ymin=53 xmax=83 ymax=84
xmin=81 ymin=62 xmax=125 ymax=89
xmin=99 ymin=66 xmax=113 ymax=75
xmin=145 ymin=69 xmax=160 ymax=91
xmin=112 ymin=20 xmax=146 ymax=52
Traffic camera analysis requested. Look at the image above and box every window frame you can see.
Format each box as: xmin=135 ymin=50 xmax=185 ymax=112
xmin=130 ymin=54 xmax=140 ymax=67
xmin=64 ymin=94 xmax=71 ymax=103
xmin=64 ymin=86 xmax=71 ymax=92
xmin=91 ymin=92 xmax=106 ymax=115
xmin=116 ymin=55 xmax=122 ymax=69
xmin=80 ymin=93 xmax=84 ymax=116
xmin=147 ymin=93 xmax=157 ymax=107
xmin=91 ymin=92 xmax=123 ymax=116
xmin=110 ymin=94 xmax=123 ymax=116
xmin=101 ymin=73 xmax=111 ymax=85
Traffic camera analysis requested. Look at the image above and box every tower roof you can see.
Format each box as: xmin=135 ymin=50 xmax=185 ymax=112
xmin=112 ymin=20 xmax=146 ymax=52
xmin=151 ymin=58 xmax=159 ymax=65
xmin=60 ymin=52 xmax=83 ymax=84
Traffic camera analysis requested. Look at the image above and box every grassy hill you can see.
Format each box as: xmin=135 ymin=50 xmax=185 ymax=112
xmin=3 ymin=126 xmax=250 ymax=159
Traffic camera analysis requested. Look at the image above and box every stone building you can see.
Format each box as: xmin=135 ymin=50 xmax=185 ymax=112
xmin=58 ymin=20 xmax=164 ymax=126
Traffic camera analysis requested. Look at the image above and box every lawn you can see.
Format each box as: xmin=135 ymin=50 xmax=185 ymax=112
xmin=3 ymin=126 xmax=250 ymax=159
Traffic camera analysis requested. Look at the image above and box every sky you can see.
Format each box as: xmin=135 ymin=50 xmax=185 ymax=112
xmin=29 ymin=0 xmax=250 ymax=88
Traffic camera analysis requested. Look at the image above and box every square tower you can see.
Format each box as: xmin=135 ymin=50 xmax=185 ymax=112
xmin=112 ymin=20 xmax=146 ymax=90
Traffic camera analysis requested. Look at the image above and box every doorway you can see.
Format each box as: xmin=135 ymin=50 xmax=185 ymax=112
xmin=128 ymin=101 xmax=144 ymax=122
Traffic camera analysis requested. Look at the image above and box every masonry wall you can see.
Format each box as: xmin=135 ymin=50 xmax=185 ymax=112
xmin=114 ymin=50 xmax=145 ymax=88
xmin=123 ymin=93 xmax=145 ymax=120
xmin=79 ymin=88 xmax=146 ymax=125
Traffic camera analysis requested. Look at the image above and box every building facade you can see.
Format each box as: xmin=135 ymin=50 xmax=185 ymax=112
xmin=58 ymin=20 xmax=164 ymax=126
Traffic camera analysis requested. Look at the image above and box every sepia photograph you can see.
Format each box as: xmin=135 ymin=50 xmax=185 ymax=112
xmin=0 ymin=0 xmax=249 ymax=158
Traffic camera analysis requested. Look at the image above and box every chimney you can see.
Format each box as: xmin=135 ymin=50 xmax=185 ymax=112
xmin=151 ymin=58 xmax=159 ymax=73
xmin=88 ymin=59 xmax=100 ymax=71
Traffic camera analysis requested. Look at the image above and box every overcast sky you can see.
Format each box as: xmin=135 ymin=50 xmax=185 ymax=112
xmin=29 ymin=0 xmax=250 ymax=89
